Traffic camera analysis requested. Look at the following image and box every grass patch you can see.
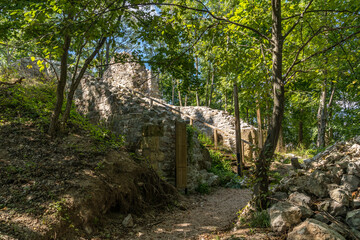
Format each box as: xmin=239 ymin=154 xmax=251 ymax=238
xmin=238 ymin=209 xmax=270 ymax=229
xmin=0 ymin=77 xmax=124 ymax=150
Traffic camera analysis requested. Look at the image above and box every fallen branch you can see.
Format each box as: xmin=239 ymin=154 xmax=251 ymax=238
xmin=0 ymin=77 xmax=25 ymax=88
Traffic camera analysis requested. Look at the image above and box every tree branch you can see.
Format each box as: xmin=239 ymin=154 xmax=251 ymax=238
xmin=108 ymin=2 xmax=271 ymax=42
xmin=283 ymin=9 xmax=360 ymax=20
xmin=295 ymin=30 xmax=360 ymax=66
xmin=284 ymin=25 xmax=360 ymax=79
xmin=283 ymin=0 xmax=314 ymax=39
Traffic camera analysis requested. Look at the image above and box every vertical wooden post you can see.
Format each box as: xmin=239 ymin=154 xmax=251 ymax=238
xmin=214 ymin=129 xmax=218 ymax=149
xmin=190 ymin=118 xmax=193 ymax=126
xmin=175 ymin=121 xmax=187 ymax=190
xmin=233 ymin=82 xmax=243 ymax=176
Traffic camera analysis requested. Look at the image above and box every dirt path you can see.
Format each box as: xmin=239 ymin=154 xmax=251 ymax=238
xmin=115 ymin=188 xmax=252 ymax=240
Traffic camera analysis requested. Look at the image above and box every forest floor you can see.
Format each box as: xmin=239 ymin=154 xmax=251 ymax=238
xmin=96 ymin=188 xmax=253 ymax=239
xmin=0 ymin=121 xmax=289 ymax=240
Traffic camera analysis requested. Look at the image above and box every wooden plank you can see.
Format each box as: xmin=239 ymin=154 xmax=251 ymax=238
xmin=175 ymin=121 xmax=187 ymax=188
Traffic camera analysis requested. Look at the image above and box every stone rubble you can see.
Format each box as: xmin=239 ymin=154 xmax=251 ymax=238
xmin=268 ymin=136 xmax=360 ymax=239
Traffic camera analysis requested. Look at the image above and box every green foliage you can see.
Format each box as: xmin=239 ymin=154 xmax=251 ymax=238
xmin=195 ymin=183 xmax=210 ymax=194
xmin=0 ymin=79 xmax=56 ymax=130
xmin=209 ymin=149 xmax=239 ymax=187
xmin=238 ymin=209 xmax=270 ymax=229
xmin=198 ymin=132 xmax=213 ymax=147
xmin=69 ymin=112 xmax=125 ymax=150
xmin=249 ymin=210 xmax=270 ymax=228
xmin=186 ymin=124 xmax=196 ymax=148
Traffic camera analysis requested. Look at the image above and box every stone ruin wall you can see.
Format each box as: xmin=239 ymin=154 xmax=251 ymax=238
xmin=74 ymin=60 xmax=260 ymax=190
xmin=102 ymin=59 xmax=160 ymax=99
xmin=75 ymin=72 xmax=216 ymax=192
xmin=178 ymin=107 xmax=259 ymax=160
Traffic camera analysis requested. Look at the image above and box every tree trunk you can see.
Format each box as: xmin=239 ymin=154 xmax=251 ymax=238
xmin=195 ymin=57 xmax=200 ymax=106
xmin=326 ymin=83 xmax=336 ymax=144
xmin=255 ymin=0 xmax=285 ymax=210
xmin=233 ymin=82 xmax=243 ymax=176
xmin=177 ymin=80 xmax=182 ymax=106
xmin=298 ymin=109 xmax=304 ymax=145
xmin=224 ymin=93 xmax=227 ymax=112
xmin=61 ymin=37 xmax=107 ymax=126
xmin=196 ymin=91 xmax=200 ymax=106
xmin=208 ymin=66 xmax=215 ymax=107
xmin=172 ymin=79 xmax=175 ymax=104
xmin=276 ymin=124 xmax=284 ymax=152
xmin=105 ymin=37 xmax=110 ymax=67
xmin=256 ymin=99 xmax=263 ymax=148
xmin=317 ymin=79 xmax=327 ymax=148
xmin=48 ymin=34 xmax=71 ymax=137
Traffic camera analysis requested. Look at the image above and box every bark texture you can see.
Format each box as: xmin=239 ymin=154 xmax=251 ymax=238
xmin=48 ymin=33 xmax=71 ymax=137
xmin=254 ymin=0 xmax=285 ymax=209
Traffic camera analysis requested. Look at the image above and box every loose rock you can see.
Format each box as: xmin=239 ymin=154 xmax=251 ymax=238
xmin=122 ymin=214 xmax=134 ymax=228
xmin=287 ymin=218 xmax=346 ymax=240
xmin=268 ymin=202 xmax=302 ymax=232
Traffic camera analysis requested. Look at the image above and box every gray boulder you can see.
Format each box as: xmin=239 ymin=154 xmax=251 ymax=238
xmin=318 ymin=199 xmax=347 ymax=217
xmin=122 ymin=214 xmax=134 ymax=227
xmin=346 ymin=209 xmax=360 ymax=230
xmin=348 ymin=162 xmax=360 ymax=176
xmin=289 ymin=192 xmax=311 ymax=207
xmin=268 ymin=202 xmax=302 ymax=232
xmin=329 ymin=188 xmax=350 ymax=206
xmin=287 ymin=218 xmax=346 ymax=240
xmin=341 ymin=174 xmax=360 ymax=191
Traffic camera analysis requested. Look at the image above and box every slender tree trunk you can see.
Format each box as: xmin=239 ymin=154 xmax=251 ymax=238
xmin=172 ymin=79 xmax=175 ymax=104
xmin=317 ymin=79 xmax=327 ymax=148
xmin=196 ymin=92 xmax=200 ymax=106
xmin=99 ymin=50 xmax=103 ymax=78
xmin=105 ymin=37 xmax=110 ymax=67
xmin=246 ymin=108 xmax=249 ymax=124
xmin=234 ymin=82 xmax=243 ymax=176
xmin=298 ymin=109 xmax=304 ymax=145
xmin=62 ymin=37 xmax=107 ymax=126
xmin=224 ymin=93 xmax=227 ymax=112
xmin=49 ymin=34 xmax=71 ymax=137
xmin=195 ymin=57 xmax=200 ymax=106
xmin=256 ymin=99 xmax=263 ymax=148
xmin=208 ymin=66 xmax=215 ymax=107
xmin=255 ymin=0 xmax=285 ymax=210
xmin=178 ymin=90 xmax=182 ymax=106
xmin=326 ymin=83 xmax=336 ymax=144
xmin=205 ymin=65 xmax=210 ymax=105
xmin=177 ymin=80 xmax=182 ymax=106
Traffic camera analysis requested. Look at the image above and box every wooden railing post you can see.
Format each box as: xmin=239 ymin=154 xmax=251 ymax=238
xmin=190 ymin=118 xmax=193 ymax=126
xmin=214 ymin=129 xmax=218 ymax=149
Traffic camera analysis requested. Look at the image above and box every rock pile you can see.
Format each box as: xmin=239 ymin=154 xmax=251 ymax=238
xmin=268 ymin=136 xmax=360 ymax=239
